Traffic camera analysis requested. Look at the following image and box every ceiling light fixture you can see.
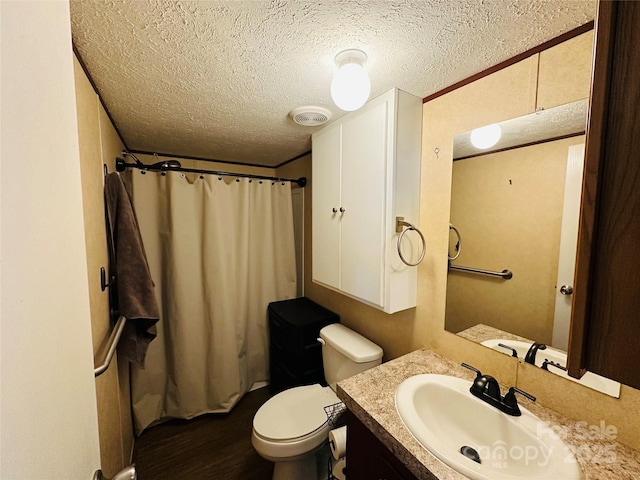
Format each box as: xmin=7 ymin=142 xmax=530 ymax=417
xmin=330 ymin=49 xmax=371 ymax=112
xmin=470 ymin=123 xmax=502 ymax=149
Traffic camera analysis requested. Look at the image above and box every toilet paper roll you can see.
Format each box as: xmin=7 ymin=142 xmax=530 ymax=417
xmin=332 ymin=458 xmax=346 ymax=480
xmin=329 ymin=426 xmax=347 ymax=459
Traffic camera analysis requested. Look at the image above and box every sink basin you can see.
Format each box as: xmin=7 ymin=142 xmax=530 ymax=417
xmin=481 ymin=338 xmax=621 ymax=398
xmin=395 ymin=374 xmax=581 ymax=480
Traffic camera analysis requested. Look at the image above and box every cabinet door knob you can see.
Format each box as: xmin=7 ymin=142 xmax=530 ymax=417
xmin=339 ymin=207 xmax=346 ymax=213
xmin=332 ymin=207 xmax=338 ymax=213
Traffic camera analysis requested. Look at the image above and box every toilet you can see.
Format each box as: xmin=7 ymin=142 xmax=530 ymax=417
xmin=252 ymin=323 xmax=383 ymax=480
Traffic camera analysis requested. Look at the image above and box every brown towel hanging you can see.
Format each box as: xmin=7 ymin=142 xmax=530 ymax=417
xmin=104 ymin=171 xmax=159 ymax=367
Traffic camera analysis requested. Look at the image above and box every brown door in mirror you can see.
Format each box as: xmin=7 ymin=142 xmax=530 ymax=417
xmin=568 ymin=0 xmax=640 ymax=390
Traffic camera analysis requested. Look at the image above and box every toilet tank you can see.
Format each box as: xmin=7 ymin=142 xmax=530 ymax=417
xmin=319 ymin=323 xmax=383 ymax=390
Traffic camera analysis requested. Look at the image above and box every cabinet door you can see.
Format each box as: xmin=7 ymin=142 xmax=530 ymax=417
xmin=340 ymin=100 xmax=388 ymax=307
xmin=537 ymin=30 xmax=594 ymax=110
xmin=312 ymin=125 xmax=342 ymax=289
xmin=345 ymin=411 xmax=420 ymax=480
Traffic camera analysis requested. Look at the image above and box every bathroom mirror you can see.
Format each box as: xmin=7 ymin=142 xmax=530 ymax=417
xmin=444 ymin=99 xmax=621 ymax=398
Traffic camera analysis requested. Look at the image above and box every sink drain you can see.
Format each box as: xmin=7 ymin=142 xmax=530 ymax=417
xmin=460 ymin=445 xmax=481 ymax=464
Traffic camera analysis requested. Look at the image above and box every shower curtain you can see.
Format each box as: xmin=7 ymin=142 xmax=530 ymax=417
xmin=128 ymin=170 xmax=297 ymax=434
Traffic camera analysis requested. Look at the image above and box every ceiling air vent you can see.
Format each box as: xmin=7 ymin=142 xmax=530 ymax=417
xmin=289 ymin=106 xmax=332 ymax=126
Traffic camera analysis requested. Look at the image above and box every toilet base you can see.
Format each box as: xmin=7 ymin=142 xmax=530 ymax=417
xmin=272 ymin=454 xmax=316 ymax=480
xmin=270 ymin=443 xmax=331 ymax=480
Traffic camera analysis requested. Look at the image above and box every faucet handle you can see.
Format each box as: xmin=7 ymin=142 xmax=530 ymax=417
xmin=504 ymin=386 xmax=536 ymax=406
xmin=541 ymin=359 xmax=567 ymax=371
xmin=501 ymin=387 xmax=536 ymax=416
xmin=462 ymin=363 xmax=501 ymax=400
xmin=497 ymin=343 xmax=519 ymax=358
xmin=511 ymin=387 xmax=536 ymax=402
xmin=461 ymin=362 xmax=482 ymax=377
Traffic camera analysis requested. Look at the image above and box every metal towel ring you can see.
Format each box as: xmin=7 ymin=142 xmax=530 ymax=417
xmin=396 ymin=217 xmax=426 ymax=267
xmin=448 ymin=223 xmax=462 ymax=261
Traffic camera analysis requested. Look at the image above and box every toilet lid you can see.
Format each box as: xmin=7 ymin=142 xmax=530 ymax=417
xmin=253 ymin=384 xmax=340 ymax=441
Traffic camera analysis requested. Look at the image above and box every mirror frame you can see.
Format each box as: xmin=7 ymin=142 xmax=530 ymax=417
xmin=566 ymin=0 xmax=613 ymax=380
xmin=567 ymin=0 xmax=640 ymax=392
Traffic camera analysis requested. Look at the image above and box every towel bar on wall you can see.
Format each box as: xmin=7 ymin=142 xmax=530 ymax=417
xmin=449 ymin=264 xmax=513 ymax=279
xmin=94 ymin=315 xmax=127 ymax=377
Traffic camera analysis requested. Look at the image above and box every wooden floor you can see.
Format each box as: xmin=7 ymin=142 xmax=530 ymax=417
xmin=133 ymin=387 xmax=274 ymax=480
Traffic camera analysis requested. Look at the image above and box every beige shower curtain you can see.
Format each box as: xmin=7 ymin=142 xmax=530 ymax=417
xmin=128 ymin=171 xmax=297 ymax=434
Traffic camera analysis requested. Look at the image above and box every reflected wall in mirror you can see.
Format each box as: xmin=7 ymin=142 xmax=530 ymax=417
xmin=445 ymin=100 xmax=621 ymax=398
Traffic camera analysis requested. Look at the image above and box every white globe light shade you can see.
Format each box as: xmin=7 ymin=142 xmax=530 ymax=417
xmin=331 ymin=63 xmax=371 ymax=111
xmin=470 ymin=123 xmax=502 ymax=149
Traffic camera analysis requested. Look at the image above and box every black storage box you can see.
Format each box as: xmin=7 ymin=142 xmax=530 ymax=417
xmin=268 ymin=297 xmax=339 ymax=394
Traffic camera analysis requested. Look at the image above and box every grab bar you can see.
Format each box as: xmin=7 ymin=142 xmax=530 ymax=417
xmin=93 ymin=465 xmax=136 ymax=480
xmin=448 ymin=224 xmax=462 ymax=261
xmin=94 ymin=315 xmax=127 ymax=377
xmin=449 ymin=264 xmax=513 ymax=279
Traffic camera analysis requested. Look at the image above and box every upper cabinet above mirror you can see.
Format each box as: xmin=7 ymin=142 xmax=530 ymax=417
xmin=535 ymin=29 xmax=595 ymax=111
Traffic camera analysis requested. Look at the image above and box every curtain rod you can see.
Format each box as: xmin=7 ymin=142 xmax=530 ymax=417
xmin=115 ymin=152 xmax=307 ymax=187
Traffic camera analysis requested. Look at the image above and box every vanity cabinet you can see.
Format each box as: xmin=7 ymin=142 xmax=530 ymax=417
xmin=345 ymin=411 xmax=420 ymax=480
xmin=311 ymin=88 xmax=422 ymax=314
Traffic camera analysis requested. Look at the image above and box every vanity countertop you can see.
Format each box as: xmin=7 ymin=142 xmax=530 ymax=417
xmin=456 ymin=323 xmax=532 ymax=344
xmin=336 ymin=348 xmax=640 ymax=480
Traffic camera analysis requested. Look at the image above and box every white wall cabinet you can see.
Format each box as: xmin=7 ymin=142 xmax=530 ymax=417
xmin=312 ymin=88 xmax=422 ymax=313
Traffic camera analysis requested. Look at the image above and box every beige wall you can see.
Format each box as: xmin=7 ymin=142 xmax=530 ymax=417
xmin=74 ymin=56 xmax=132 ymax=477
xmin=305 ymin=32 xmax=640 ymax=452
xmin=446 ymin=136 xmax=585 ymax=343
xmin=1 ymin=2 xmax=101 ymax=477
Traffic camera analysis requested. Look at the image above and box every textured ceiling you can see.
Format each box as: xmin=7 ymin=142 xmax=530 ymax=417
xmin=70 ymin=0 xmax=596 ymax=168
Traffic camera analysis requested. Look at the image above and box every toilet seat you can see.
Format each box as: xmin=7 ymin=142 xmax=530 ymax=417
xmin=252 ymin=384 xmax=339 ymax=460
xmin=253 ymin=384 xmax=340 ymax=443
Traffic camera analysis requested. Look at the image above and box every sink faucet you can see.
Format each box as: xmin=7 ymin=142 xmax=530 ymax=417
xmin=524 ymin=342 xmax=547 ymax=365
xmin=462 ymin=363 xmax=536 ymax=416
